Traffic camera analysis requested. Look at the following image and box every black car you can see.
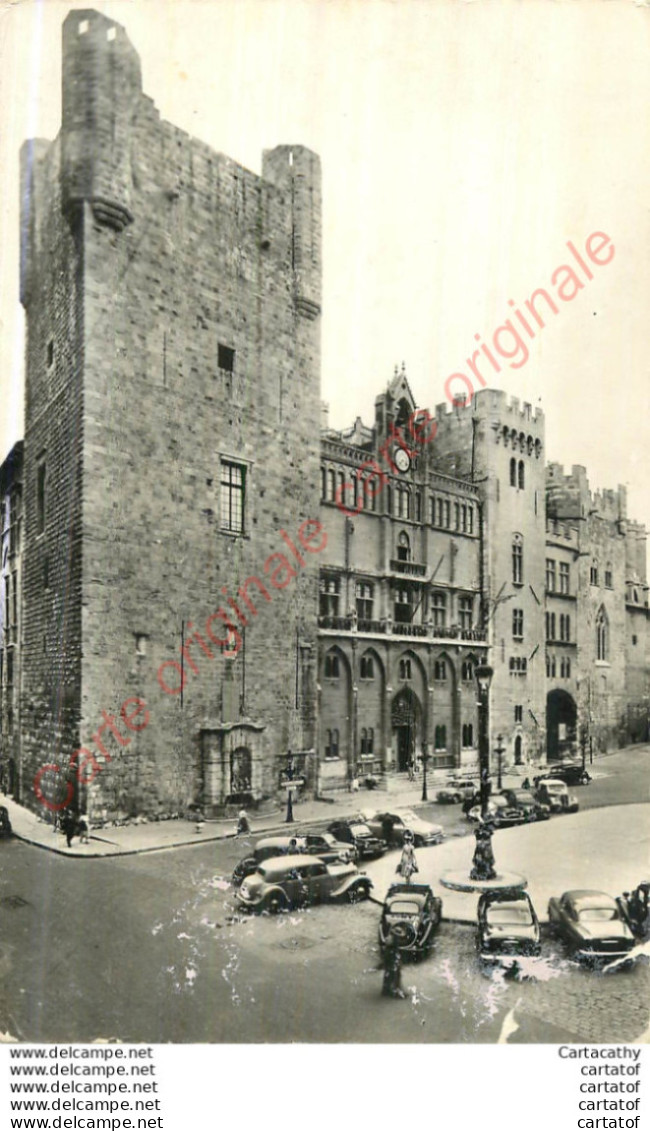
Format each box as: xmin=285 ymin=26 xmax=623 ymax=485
xmin=535 ymin=762 xmax=590 ymax=786
xmin=477 ymin=889 xmax=541 ymax=968
xmin=500 ymin=789 xmax=550 ymax=822
xmin=231 ymin=833 xmax=354 ymax=887
xmin=547 ymin=890 xmax=636 ymax=963
xmin=378 ymin=882 xmax=442 ymax=959
xmin=328 ymin=820 xmax=386 ymax=859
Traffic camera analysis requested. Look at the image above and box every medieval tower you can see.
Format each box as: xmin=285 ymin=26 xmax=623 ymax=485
xmin=19 ymin=10 xmax=321 ymax=818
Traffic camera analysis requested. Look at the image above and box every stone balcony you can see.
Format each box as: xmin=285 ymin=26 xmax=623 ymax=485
xmin=317 ymin=614 xmax=487 ymax=643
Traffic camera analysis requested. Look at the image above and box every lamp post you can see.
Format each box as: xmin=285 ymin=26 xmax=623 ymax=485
xmin=421 ymin=741 xmax=430 ymax=803
xmin=495 ymin=733 xmax=505 ymax=791
xmin=470 ymin=662 xmax=496 ymax=881
xmin=579 ymin=724 xmax=588 ymax=774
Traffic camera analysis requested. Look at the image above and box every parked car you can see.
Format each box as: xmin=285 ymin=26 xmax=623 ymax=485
xmin=536 ymin=762 xmax=590 ymax=786
xmin=500 ymin=788 xmax=550 ymax=822
xmin=435 ymin=778 xmax=477 ymax=804
xmin=378 ymin=882 xmax=442 ymax=959
xmin=231 ymin=833 xmax=353 ymax=887
xmin=547 ymin=890 xmax=636 ymax=963
xmin=328 ymin=820 xmax=387 ymax=859
xmin=466 ymin=795 xmax=525 ymax=829
xmin=534 ymin=779 xmax=579 ymax=814
xmin=360 ymin=809 xmax=444 ymax=847
xmin=476 ymin=889 xmax=541 ymax=967
xmin=234 ymin=854 xmax=373 ymax=913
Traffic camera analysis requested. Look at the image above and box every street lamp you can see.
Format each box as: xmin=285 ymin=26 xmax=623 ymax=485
xmin=470 ymin=662 xmax=496 ymax=881
xmin=474 ymin=663 xmax=494 ymax=820
xmin=579 ymin=724 xmax=588 ymax=773
xmin=421 ymin=741 xmax=430 ymax=803
xmin=495 ymin=733 xmax=505 ymax=791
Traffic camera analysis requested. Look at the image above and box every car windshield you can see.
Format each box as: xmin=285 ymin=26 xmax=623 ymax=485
xmin=578 ymin=908 xmax=618 ymax=922
xmin=486 ymin=904 xmax=533 ymax=926
xmin=389 ymin=900 xmax=420 ymax=915
xmin=350 ymin=824 xmax=371 ymax=836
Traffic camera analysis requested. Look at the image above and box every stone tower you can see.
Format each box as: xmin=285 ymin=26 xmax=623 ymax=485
xmin=20 ymin=10 xmax=322 ymax=818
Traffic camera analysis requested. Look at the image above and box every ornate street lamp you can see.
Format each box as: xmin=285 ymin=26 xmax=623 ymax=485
xmin=495 ymin=733 xmax=505 ymax=791
xmin=421 ymin=741 xmax=430 ymax=803
xmin=471 ymin=662 xmax=496 ymax=881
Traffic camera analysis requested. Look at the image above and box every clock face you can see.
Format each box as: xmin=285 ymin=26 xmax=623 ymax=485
xmin=394 ymin=448 xmax=411 ymax=473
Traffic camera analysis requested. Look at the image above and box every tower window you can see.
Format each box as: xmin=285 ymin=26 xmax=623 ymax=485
xmin=37 ymin=460 xmax=46 ymax=535
xmin=512 ymin=535 xmax=523 ymax=584
xmin=220 ymin=459 xmax=245 ymax=534
xmin=47 ymin=340 xmax=54 ymax=368
xmin=512 ymin=608 xmax=524 ymax=639
xmin=218 ymin=344 xmax=235 ymax=373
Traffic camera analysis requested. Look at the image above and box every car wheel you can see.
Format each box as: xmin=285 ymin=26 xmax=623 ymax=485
xmin=580 ymin=772 xmax=590 ymax=785
xmin=265 ymin=892 xmax=288 ymax=915
xmin=348 ymin=882 xmax=370 ymax=904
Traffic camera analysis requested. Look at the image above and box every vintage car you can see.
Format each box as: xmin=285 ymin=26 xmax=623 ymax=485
xmin=617 ymin=881 xmax=650 ymax=941
xmin=234 ymin=854 xmax=373 ymax=913
xmin=533 ymin=779 xmax=579 ymax=814
xmin=547 ymin=890 xmax=636 ymax=963
xmin=536 ymin=762 xmax=591 ymax=787
xmin=435 ymin=778 xmax=477 ymax=804
xmin=466 ymin=795 xmax=526 ymax=829
xmin=359 ymin=809 xmax=444 ymax=847
xmin=500 ymin=788 xmax=550 ymax=822
xmin=327 ymin=819 xmax=387 ymax=859
xmin=378 ymin=882 xmax=442 ymax=959
xmin=231 ymin=833 xmax=354 ymax=887
xmin=476 ymin=889 xmax=541 ymax=967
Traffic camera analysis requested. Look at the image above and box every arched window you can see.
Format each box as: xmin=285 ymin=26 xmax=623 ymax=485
xmin=360 ymin=655 xmax=375 ymax=680
xmin=397 ymin=531 xmax=411 ymax=562
xmin=468 ymin=506 xmax=474 ymax=534
xmin=321 ymin=467 xmax=327 ymax=500
xmin=512 ymin=534 xmax=523 ymax=584
xmin=360 ymin=728 xmax=368 ymax=755
xmin=434 ymin=725 xmax=447 ymax=750
xmin=502 ymin=426 xmax=510 ymax=448
xmin=431 ymin=591 xmax=446 ymax=628
xmin=605 ymin=562 xmax=613 ymax=588
xmin=534 ymin=439 xmax=542 ymax=460
xmin=462 ymin=723 xmax=474 ymax=748
xmin=324 ymin=652 xmax=340 ymax=678
xmin=325 ymin=729 xmax=339 ymax=758
xmin=399 ymin=658 xmax=412 ymax=680
xmin=566 ymin=659 xmax=571 ymax=678
xmin=590 ymin=561 xmax=599 ymax=586
xmin=527 ymin=436 xmax=534 ymax=455
xmin=415 ymin=493 xmax=421 ymax=523
xmin=434 ymin=659 xmax=447 ymax=681
xmin=510 ymin=458 xmax=517 ymax=487
xmin=332 ymin=729 xmax=339 ymax=758
xmin=596 ymin=607 xmax=609 ymax=661
xmin=519 ymin=432 xmax=526 ymax=453
xmin=461 ymin=660 xmax=473 ymax=681
xmin=327 ymin=469 xmax=336 ymax=501
xmin=518 ymin=460 xmax=525 ymax=489
xmin=514 ymin=735 xmax=523 ymax=764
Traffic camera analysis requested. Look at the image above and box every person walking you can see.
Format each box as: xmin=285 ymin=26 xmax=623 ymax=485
xmin=76 ymin=812 xmax=90 ymax=844
xmin=236 ymin=808 xmax=250 ymax=835
xmin=60 ymin=808 xmax=76 ymax=849
xmin=381 ymin=927 xmax=406 ymax=999
xmin=396 ymin=831 xmax=418 ymax=883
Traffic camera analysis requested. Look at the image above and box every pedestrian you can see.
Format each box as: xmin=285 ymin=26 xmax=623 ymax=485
xmin=396 ymin=831 xmax=418 ymax=883
xmin=350 ymin=775 xmax=359 ymax=793
xmin=76 ymin=812 xmax=90 ymax=844
xmin=236 ymin=808 xmax=250 ymax=836
xmin=60 ymin=808 xmax=76 ymax=849
xmin=381 ymin=928 xmax=406 ymax=999
xmin=407 ymin=758 xmax=415 ymax=782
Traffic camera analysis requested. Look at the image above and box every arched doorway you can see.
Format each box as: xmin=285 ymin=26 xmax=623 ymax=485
xmin=546 ymin=690 xmax=577 ymax=761
xmin=391 ymin=688 xmax=422 ymax=772
xmin=514 ymin=735 xmax=523 ymax=765
xmin=230 ymin=746 xmax=252 ymax=799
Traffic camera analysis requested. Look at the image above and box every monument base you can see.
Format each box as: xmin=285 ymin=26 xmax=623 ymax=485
xmin=440 ymin=869 xmax=528 ymax=894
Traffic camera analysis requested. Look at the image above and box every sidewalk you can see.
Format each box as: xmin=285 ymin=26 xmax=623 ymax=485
xmin=0 ymin=773 xmax=487 ymax=859
xmin=0 ymin=757 xmax=604 ymax=859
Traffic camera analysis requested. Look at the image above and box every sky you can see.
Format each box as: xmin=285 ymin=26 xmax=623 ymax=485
xmin=1 ymin=0 xmax=649 ymax=532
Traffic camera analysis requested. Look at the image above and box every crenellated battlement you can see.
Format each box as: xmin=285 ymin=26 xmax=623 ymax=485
xmin=546 ymin=463 xmax=627 ymax=523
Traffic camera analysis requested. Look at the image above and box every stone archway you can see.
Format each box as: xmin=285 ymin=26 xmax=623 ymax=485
xmin=546 ymin=689 xmax=577 ymax=761
xmin=391 ymin=688 xmax=422 ymax=772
